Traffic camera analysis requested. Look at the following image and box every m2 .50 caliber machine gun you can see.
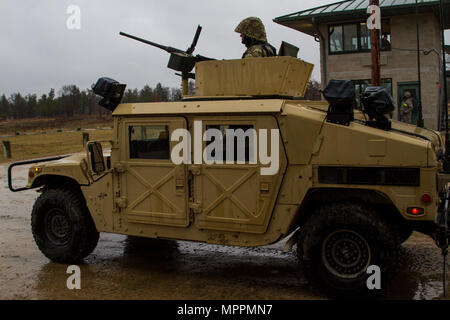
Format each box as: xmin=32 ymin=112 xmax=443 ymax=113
xmin=120 ymin=25 xmax=214 ymax=95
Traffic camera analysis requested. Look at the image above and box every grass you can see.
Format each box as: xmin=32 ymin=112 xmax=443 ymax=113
xmin=0 ymin=116 xmax=112 ymax=135
xmin=1 ymin=129 xmax=113 ymax=163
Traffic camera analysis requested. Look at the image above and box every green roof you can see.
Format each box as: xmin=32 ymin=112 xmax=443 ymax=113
xmin=274 ymin=0 xmax=450 ymax=35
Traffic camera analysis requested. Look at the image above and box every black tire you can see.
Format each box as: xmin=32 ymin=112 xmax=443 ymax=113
xmin=31 ymin=188 xmax=99 ymax=263
xmin=297 ymin=202 xmax=398 ymax=298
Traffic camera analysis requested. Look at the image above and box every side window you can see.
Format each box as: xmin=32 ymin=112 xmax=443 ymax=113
xmin=205 ymin=124 xmax=255 ymax=163
xmin=329 ymin=20 xmax=391 ymax=54
xmin=359 ymin=22 xmax=371 ymax=50
xmin=329 ymin=26 xmax=343 ymax=53
xmin=381 ymin=20 xmax=391 ymax=51
xmin=343 ymin=24 xmax=358 ymax=51
xmin=129 ymin=125 xmax=170 ymax=160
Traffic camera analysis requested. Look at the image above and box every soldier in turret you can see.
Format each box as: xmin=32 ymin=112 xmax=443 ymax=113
xmin=235 ymin=17 xmax=276 ymax=58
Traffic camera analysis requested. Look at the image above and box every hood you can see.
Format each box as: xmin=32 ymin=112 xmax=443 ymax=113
xmin=350 ymin=109 xmax=443 ymax=154
xmin=390 ymin=121 xmax=443 ymax=152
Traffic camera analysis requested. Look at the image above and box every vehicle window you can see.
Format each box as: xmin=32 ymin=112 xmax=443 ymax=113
xmin=129 ymin=125 xmax=170 ymax=160
xmin=205 ymin=124 xmax=255 ymax=163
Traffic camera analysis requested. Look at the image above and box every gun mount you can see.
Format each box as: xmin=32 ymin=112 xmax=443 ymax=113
xmin=120 ymin=25 xmax=214 ymax=95
xmin=120 ymin=25 xmax=314 ymax=100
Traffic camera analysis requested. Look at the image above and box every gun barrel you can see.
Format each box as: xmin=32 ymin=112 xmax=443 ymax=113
xmin=187 ymin=25 xmax=202 ymax=55
xmin=119 ymin=32 xmax=185 ymax=55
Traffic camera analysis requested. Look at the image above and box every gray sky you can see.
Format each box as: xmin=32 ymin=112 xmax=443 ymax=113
xmin=0 ymin=0 xmax=335 ymax=97
xmin=1 ymin=1 xmax=448 ymax=97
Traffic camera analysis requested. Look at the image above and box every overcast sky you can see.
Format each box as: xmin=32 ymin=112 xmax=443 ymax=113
xmin=0 ymin=0 xmax=338 ymax=97
xmin=1 ymin=1 xmax=448 ymax=97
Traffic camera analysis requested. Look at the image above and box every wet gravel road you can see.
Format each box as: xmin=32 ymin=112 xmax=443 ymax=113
xmin=1 ymin=164 xmax=449 ymax=300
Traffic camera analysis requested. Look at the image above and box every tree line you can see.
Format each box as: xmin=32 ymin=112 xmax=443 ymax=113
xmin=0 ymin=82 xmax=183 ymax=121
xmin=0 ymin=80 xmax=321 ymax=121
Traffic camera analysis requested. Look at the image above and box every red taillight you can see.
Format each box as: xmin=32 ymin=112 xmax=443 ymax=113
xmin=421 ymin=194 xmax=432 ymax=204
xmin=407 ymin=207 xmax=424 ymax=216
xmin=29 ymin=171 xmax=34 ymax=179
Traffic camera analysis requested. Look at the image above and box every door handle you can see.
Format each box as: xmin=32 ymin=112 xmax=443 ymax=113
xmin=176 ymin=179 xmax=185 ymax=193
xmin=260 ymin=183 xmax=270 ymax=192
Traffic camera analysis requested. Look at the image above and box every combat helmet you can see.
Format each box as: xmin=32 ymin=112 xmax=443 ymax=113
xmin=235 ymin=17 xmax=267 ymax=42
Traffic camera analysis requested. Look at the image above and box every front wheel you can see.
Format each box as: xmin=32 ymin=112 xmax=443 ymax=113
xmin=297 ymin=202 xmax=398 ymax=297
xmin=31 ymin=188 xmax=99 ymax=263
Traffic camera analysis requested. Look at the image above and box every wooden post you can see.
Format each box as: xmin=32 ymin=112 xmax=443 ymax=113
xmin=82 ymin=133 xmax=89 ymax=147
xmin=370 ymin=0 xmax=381 ymax=87
xmin=440 ymin=0 xmax=450 ymax=169
xmin=2 ymin=141 xmax=11 ymax=159
xmin=415 ymin=0 xmax=424 ymax=128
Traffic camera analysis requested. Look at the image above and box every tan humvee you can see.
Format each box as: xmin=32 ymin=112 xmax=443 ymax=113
xmin=9 ymin=56 xmax=450 ymax=296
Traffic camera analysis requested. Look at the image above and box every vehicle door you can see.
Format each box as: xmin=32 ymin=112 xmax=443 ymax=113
xmin=190 ymin=115 xmax=287 ymax=234
xmin=117 ymin=117 xmax=189 ymax=227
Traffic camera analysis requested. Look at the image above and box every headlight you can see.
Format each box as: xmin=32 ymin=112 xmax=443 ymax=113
xmin=29 ymin=167 xmax=42 ymax=179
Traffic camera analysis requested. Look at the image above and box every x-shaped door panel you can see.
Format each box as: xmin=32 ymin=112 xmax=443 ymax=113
xmin=193 ymin=116 xmax=286 ymax=234
xmin=119 ymin=117 xmax=189 ymax=227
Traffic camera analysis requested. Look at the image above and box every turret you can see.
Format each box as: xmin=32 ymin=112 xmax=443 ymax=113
xmin=191 ymin=56 xmax=313 ymax=99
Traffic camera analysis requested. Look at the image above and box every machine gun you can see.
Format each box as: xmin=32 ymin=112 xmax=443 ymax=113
xmin=120 ymin=25 xmax=214 ymax=95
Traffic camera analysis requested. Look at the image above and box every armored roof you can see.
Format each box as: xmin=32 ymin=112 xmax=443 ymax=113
xmin=274 ymin=0 xmax=450 ymax=36
xmin=112 ymin=99 xmax=286 ymax=116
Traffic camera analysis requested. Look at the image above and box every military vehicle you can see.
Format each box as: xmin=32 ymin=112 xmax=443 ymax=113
xmin=8 ymin=26 xmax=450 ymax=297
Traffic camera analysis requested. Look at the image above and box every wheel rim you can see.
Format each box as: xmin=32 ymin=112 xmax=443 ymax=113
xmin=321 ymin=230 xmax=371 ymax=279
xmin=44 ymin=208 xmax=71 ymax=246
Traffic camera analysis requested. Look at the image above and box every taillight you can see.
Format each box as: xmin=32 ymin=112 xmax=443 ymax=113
xmin=421 ymin=194 xmax=432 ymax=204
xmin=407 ymin=207 xmax=425 ymax=216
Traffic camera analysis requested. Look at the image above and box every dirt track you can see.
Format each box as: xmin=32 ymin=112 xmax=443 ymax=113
xmin=1 ymin=164 xmax=449 ymax=300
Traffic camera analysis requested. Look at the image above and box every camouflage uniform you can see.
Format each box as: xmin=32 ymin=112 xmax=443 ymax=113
xmin=235 ymin=17 xmax=276 ymax=58
xmin=243 ymin=43 xmax=276 ymax=58
xmin=400 ymin=91 xmax=414 ymax=124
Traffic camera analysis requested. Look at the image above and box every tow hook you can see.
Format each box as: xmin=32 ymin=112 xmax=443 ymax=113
xmin=435 ymin=185 xmax=450 ymax=296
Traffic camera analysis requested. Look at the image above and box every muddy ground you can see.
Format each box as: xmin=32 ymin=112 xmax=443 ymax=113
xmin=1 ymin=164 xmax=449 ymax=300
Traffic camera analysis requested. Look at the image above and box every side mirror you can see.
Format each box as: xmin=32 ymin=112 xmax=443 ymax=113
xmin=88 ymin=142 xmax=105 ymax=174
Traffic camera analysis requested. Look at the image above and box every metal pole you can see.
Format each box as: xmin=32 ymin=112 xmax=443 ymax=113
xmin=2 ymin=141 xmax=11 ymax=159
xmin=370 ymin=0 xmax=381 ymax=86
xmin=182 ymin=75 xmax=189 ymax=96
xmin=440 ymin=0 xmax=450 ymax=167
xmin=82 ymin=132 xmax=89 ymax=147
xmin=416 ymin=0 xmax=425 ymax=128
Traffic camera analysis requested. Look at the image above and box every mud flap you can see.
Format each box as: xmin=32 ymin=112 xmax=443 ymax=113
xmin=436 ymin=185 xmax=450 ymax=246
xmin=283 ymin=228 xmax=300 ymax=252
xmin=435 ymin=184 xmax=450 ymax=296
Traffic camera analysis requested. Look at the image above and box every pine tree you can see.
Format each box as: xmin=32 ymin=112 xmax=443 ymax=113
xmin=0 ymin=94 xmax=10 ymax=120
xmin=139 ymin=85 xmax=153 ymax=102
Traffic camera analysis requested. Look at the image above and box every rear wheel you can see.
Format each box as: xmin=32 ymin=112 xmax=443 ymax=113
xmin=297 ymin=202 xmax=398 ymax=297
xmin=31 ymin=188 xmax=99 ymax=263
